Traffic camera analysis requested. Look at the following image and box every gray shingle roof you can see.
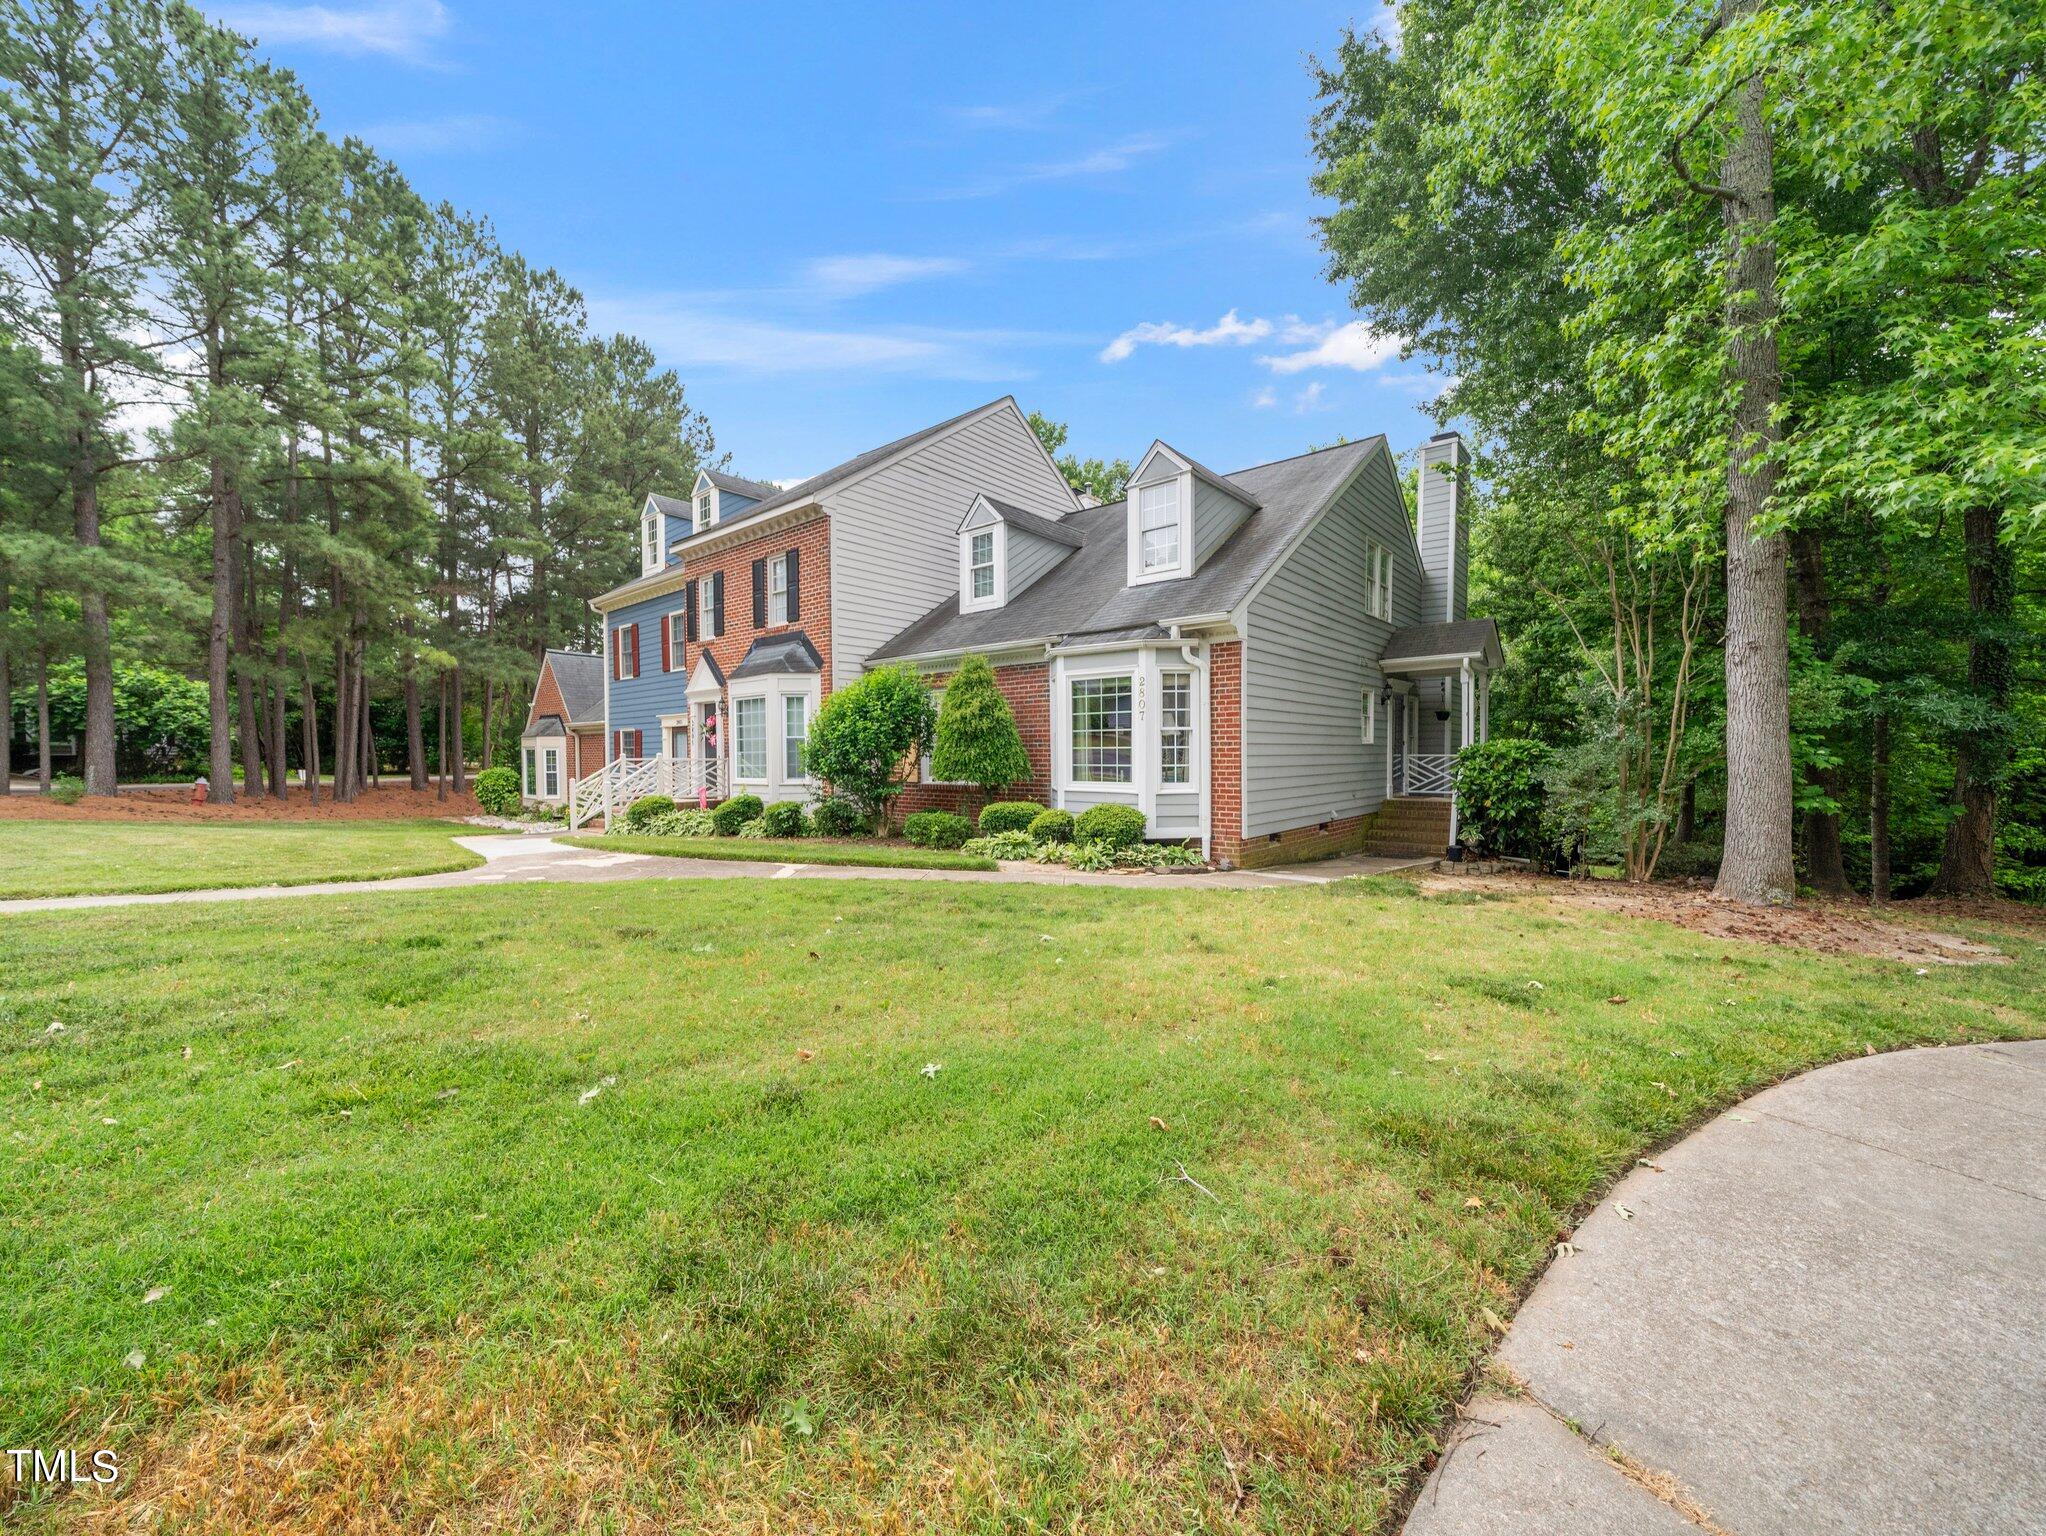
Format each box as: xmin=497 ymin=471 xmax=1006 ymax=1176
xmin=522 ymin=712 xmax=567 ymax=739
xmin=1379 ymin=619 xmax=1502 ymax=666
xmin=869 ymin=437 xmax=1385 ymax=662
xmin=728 ymin=630 xmax=823 ymax=680
xmin=978 ymin=494 xmax=1084 ymax=548
xmin=704 ymin=469 xmax=780 ymax=501
xmin=647 ymin=492 xmax=692 ymax=519
xmin=544 ymin=648 xmax=605 ymax=724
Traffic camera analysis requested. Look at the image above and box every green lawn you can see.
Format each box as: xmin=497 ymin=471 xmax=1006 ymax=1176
xmin=566 ymin=832 xmax=997 ymax=871
xmin=0 ymin=818 xmax=489 ymax=899
xmin=1 ymin=878 xmax=2037 ymax=1532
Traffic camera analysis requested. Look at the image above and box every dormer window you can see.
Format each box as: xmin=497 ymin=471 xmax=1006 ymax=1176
xmin=969 ymin=531 xmax=995 ymax=601
xmin=641 ymin=508 xmax=662 ymax=574
xmin=1137 ymin=481 xmax=1181 ymax=573
xmin=694 ymin=488 xmax=714 ymax=530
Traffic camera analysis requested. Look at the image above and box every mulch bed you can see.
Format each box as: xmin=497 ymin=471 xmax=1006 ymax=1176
xmin=0 ymin=783 xmax=482 ymax=823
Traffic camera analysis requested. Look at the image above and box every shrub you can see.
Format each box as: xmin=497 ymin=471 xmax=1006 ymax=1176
xmin=1114 ymin=842 xmax=1204 ymax=869
xmin=711 ymin=794 xmax=764 ymax=836
xmin=736 ymin=818 xmax=769 ymax=838
xmin=760 ymin=801 xmax=809 ymax=838
xmin=620 ymin=793 xmax=676 ymax=830
xmin=931 ymin=654 xmax=1031 ymax=804
xmin=1027 ymin=808 xmax=1074 ymax=844
xmin=903 ymin=810 xmax=972 ymax=849
xmin=801 ymin=665 xmax=937 ymax=827
xmin=978 ymin=800 xmax=1044 ymax=834
xmin=963 ymin=830 xmax=1037 ymax=860
xmin=1074 ymin=804 xmax=1146 ymax=849
xmin=473 ymin=765 xmax=521 ymax=816
xmin=1037 ymin=839 xmax=1114 ymax=871
xmin=810 ymin=796 xmax=867 ymax=838
xmin=611 ymin=807 xmax=716 ymax=838
xmin=48 ymin=774 xmax=85 ymax=806
xmin=1450 ymin=738 xmax=1548 ymax=859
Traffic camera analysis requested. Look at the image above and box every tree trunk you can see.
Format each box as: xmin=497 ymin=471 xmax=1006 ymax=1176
xmin=333 ymin=636 xmax=354 ymax=803
xmin=230 ymin=503 xmax=264 ymax=797
xmin=36 ymin=646 xmax=52 ymax=788
xmin=436 ymin=675 xmax=449 ymax=802
xmin=451 ymin=666 xmax=468 ymax=793
xmin=1675 ymin=778 xmax=1697 ymax=845
xmin=300 ymin=663 xmax=321 ymax=804
xmin=1709 ymin=47 xmax=1796 ymax=906
xmin=1789 ymin=529 xmax=1850 ymax=896
xmin=481 ymin=677 xmax=495 ymax=771
xmin=405 ymin=666 xmax=427 ymax=790
xmin=1928 ymin=504 xmax=2013 ymax=897
xmin=0 ymin=573 xmax=11 ymax=794
xmin=207 ymin=455 xmax=237 ymax=803
xmin=1869 ymin=712 xmax=1891 ymax=903
xmin=71 ymin=454 xmax=118 ymax=795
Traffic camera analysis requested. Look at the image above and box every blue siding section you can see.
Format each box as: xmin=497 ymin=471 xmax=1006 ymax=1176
xmin=605 ymin=588 xmax=690 ymax=757
xmin=667 ymin=492 xmax=761 ymax=558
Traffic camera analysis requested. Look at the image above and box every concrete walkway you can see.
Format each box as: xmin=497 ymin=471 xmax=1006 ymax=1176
xmin=0 ymin=832 xmax=1429 ymax=914
xmin=1404 ymin=1041 xmax=2046 ymax=1536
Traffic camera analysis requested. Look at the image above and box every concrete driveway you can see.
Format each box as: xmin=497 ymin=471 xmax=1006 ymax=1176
xmin=1404 ymin=1041 xmax=2046 ymax=1536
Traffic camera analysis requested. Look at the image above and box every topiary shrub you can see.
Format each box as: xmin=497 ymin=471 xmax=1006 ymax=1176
xmin=1027 ymin=808 xmax=1073 ymax=844
xmin=810 ymin=796 xmax=867 ymax=838
xmin=760 ymin=801 xmax=809 ymax=838
xmin=473 ymin=765 xmax=521 ymax=816
xmin=1450 ymin=738 xmax=1548 ymax=859
xmin=711 ymin=793 xmax=764 ymax=836
xmin=620 ymin=793 xmax=676 ymax=830
xmin=903 ymin=809 xmax=972 ymax=849
xmin=48 ymin=774 xmax=85 ymax=806
xmin=1074 ymin=804 xmax=1146 ymax=849
xmin=931 ymin=654 xmax=1031 ymax=807
xmin=978 ymin=800 xmax=1044 ymax=834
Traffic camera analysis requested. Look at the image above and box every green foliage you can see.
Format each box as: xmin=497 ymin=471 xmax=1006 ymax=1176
xmin=1035 ymin=840 xmax=1114 ymax=871
xmin=810 ymin=797 xmax=868 ymax=838
xmin=1026 ymin=411 xmax=1131 ymax=503
xmin=1111 ymin=842 xmax=1205 ymax=869
xmin=978 ymin=801 xmax=1045 ymax=834
xmin=618 ymin=794 xmax=676 ymax=830
xmin=1027 ymin=808 xmax=1074 ymax=844
xmin=801 ymin=666 xmax=937 ymax=824
xmin=473 ymin=767 xmax=522 ymax=816
xmin=760 ymin=801 xmax=809 ymax=838
xmin=903 ymin=810 xmax=972 ymax=849
xmin=1074 ymin=804 xmax=1146 ymax=850
xmin=1450 ymin=739 xmax=1548 ymax=859
xmin=12 ymin=663 xmax=211 ymax=778
xmin=47 ymin=775 xmax=84 ymax=806
xmin=963 ymin=830 xmax=1038 ymax=860
xmin=711 ymin=795 xmax=764 ymax=836
xmin=735 ymin=818 xmax=770 ymax=838
xmin=932 ymin=656 xmax=1031 ymax=799
xmin=610 ymin=808 xmax=716 ymax=838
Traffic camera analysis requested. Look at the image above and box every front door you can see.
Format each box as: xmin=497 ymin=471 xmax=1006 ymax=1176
xmin=696 ymin=701 xmax=720 ymax=795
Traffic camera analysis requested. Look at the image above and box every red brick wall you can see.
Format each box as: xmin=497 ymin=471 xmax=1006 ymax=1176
xmin=570 ymin=731 xmax=603 ymax=781
xmin=676 ymin=514 xmax=833 ymax=701
xmin=896 ymin=659 xmax=1053 ymax=817
xmin=1229 ymin=812 xmax=1375 ymax=869
xmin=527 ymin=659 xmax=568 ymax=730
xmin=1208 ymin=641 xmax=1244 ymax=867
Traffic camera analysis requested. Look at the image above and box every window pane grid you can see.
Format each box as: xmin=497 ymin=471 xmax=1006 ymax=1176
xmin=1138 ymin=482 xmax=1180 ymax=571
xmin=1070 ymin=677 xmax=1133 ymax=784
xmin=783 ymin=695 xmax=808 ymax=779
xmin=769 ymin=557 xmax=788 ymax=625
xmin=1159 ymin=670 xmax=1191 ymax=785
xmin=970 ymin=530 xmax=995 ymax=599
xmin=735 ymin=696 xmax=767 ymax=780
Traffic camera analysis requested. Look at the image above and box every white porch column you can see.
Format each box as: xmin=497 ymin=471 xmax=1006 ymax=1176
xmin=1479 ymin=670 xmax=1490 ymax=743
xmin=1460 ymin=659 xmax=1474 ymax=752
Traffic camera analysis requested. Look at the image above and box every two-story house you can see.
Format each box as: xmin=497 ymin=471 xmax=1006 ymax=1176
xmin=527 ymin=395 xmax=1500 ymax=868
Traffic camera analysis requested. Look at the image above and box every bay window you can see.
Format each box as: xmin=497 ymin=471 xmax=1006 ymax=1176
xmin=523 ymin=746 xmax=536 ymax=797
xmin=543 ymin=748 xmax=559 ymax=797
xmin=1159 ymin=670 xmax=1192 ymax=784
xmin=734 ymin=696 xmax=767 ymax=781
xmin=782 ymin=694 xmax=809 ymax=779
xmin=1071 ymin=676 xmax=1133 ymax=784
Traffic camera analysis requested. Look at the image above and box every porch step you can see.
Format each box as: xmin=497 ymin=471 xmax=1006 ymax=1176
xmin=1364 ymin=796 xmax=1452 ymax=857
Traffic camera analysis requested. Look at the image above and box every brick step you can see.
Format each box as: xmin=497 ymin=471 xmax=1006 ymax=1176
xmin=1362 ymin=839 xmax=1448 ymax=856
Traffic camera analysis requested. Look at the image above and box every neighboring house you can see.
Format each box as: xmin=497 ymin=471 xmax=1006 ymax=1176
xmin=519 ymin=648 xmax=605 ymax=807
xmin=562 ymin=396 xmax=1501 ymax=867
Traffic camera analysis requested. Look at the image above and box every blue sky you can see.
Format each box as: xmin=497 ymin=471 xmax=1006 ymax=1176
xmin=213 ymin=0 xmax=1438 ymax=486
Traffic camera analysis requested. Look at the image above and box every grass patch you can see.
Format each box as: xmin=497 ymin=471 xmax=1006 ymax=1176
xmin=0 ymin=818 xmax=487 ymax=899
xmin=564 ymin=833 xmax=996 ymax=871
xmin=0 ymin=879 xmax=2037 ymax=1531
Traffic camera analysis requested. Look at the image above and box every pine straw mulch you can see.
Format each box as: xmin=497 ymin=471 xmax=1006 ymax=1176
xmin=0 ymin=784 xmax=481 ymax=824
xmin=1416 ymin=868 xmax=2028 ymax=967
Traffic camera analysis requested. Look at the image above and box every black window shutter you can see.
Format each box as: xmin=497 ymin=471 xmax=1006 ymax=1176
xmin=711 ymin=571 xmax=725 ymax=637
xmin=685 ymin=581 xmax=697 ymax=642
xmin=751 ymin=558 xmax=767 ymax=628
xmin=785 ymin=547 xmax=800 ymax=622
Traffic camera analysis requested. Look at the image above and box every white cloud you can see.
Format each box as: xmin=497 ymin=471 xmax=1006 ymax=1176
xmin=1293 ymin=382 xmax=1328 ymax=413
xmin=356 ymin=112 xmax=517 ymax=154
xmin=1258 ymin=320 xmax=1407 ymax=375
xmin=214 ymin=0 xmax=449 ymax=62
xmin=1100 ymin=308 xmax=1273 ymax=364
xmin=803 ymin=254 xmax=969 ymax=296
xmin=1372 ymin=1 xmax=1404 ymax=49
xmin=1250 ymin=386 xmax=1278 ymax=409
xmin=919 ymin=132 xmax=1176 ymax=201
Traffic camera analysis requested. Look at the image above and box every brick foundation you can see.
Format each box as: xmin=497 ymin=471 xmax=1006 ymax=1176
xmin=1227 ymin=811 xmax=1378 ymax=869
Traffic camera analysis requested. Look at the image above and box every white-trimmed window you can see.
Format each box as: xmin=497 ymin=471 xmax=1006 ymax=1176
xmin=1159 ymin=670 xmax=1192 ymax=785
xmin=641 ymin=511 xmax=661 ymax=573
xmin=543 ymin=747 xmax=559 ymax=797
xmin=768 ymin=554 xmax=790 ymax=625
xmin=695 ymin=489 xmax=714 ymax=530
xmin=1362 ymin=690 xmax=1378 ymax=745
xmin=783 ymin=694 xmax=809 ymax=779
xmin=523 ymin=746 xmax=536 ymax=797
xmin=734 ymin=696 xmax=767 ymax=781
xmin=697 ymin=576 xmax=719 ymax=639
xmin=1137 ymin=481 xmax=1181 ymax=573
xmin=1071 ymin=676 xmax=1134 ymax=784
xmin=969 ymin=530 xmax=995 ymax=601
xmin=1368 ymin=544 xmax=1392 ymax=621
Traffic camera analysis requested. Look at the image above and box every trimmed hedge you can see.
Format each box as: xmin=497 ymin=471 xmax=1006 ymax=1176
xmin=903 ymin=810 xmax=972 ymax=849
xmin=1028 ymin=808 xmax=1074 ymax=844
xmin=620 ymin=794 xmax=675 ymax=830
xmin=711 ymin=794 xmax=764 ymax=836
xmin=760 ymin=801 xmax=809 ymax=837
xmin=473 ymin=765 xmax=521 ymax=816
xmin=1074 ymin=804 xmax=1146 ymax=849
xmin=810 ymin=797 xmax=866 ymax=837
xmin=978 ymin=800 xmax=1045 ymax=834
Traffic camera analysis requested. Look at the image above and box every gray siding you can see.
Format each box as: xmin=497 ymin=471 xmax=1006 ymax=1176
xmin=829 ymin=403 xmax=1074 ymax=687
xmin=1241 ymin=448 xmax=1421 ymax=837
xmin=1192 ymin=478 xmax=1252 ymax=569
xmin=1006 ymin=525 xmax=1070 ymax=598
xmin=1413 ymin=434 xmax=1467 ymax=754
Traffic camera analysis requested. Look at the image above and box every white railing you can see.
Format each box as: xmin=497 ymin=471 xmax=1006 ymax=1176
xmin=1404 ymin=753 xmax=1456 ymax=796
xmin=568 ymin=755 xmax=724 ymax=829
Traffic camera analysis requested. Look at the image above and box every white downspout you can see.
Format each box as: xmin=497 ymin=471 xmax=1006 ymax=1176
xmin=1170 ymin=627 xmax=1211 ymax=860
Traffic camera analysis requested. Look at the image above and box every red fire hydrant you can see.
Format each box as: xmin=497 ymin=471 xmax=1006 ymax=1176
xmin=189 ymin=775 xmax=208 ymax=805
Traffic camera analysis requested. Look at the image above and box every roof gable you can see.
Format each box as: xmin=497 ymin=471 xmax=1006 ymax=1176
xmin=542 ymin=648 xmax=605 ymax=724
